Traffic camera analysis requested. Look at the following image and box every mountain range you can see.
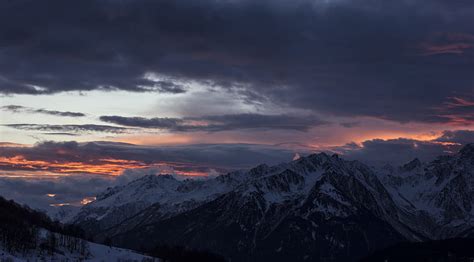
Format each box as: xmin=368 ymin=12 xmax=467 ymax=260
xmin=71 ymin=144 xmax=474 ymax=261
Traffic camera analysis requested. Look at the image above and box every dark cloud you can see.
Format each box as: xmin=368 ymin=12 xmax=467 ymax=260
xmin=0 ymin=0 xmax=473 ymax=123
xmin=197 ymin=114 xmax=327 ymax=132
xmin=337 ymin=138 xmax=451 ymax=165
xmin=99 ymin=116 xmax=184 ymax=130
xmin=34 ymin=109 xmax=85 ymax=117
xmin=1 ymin=104 xmax=85 ymax=117
xmin=100 ymin=113 xmax=327 ymax=132
xmin=340 ymin=121 xmax=360 ymax=128
xmin=334 ymin=129 xmax=474 ymax=165
xmin=435 ymin=130 xmax=474 ymax=145
xmin=4 ymin=124 xmax=130 ymax=134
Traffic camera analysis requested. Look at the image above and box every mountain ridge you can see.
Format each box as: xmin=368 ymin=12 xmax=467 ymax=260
xmin=73 ymin=143 xmax=474 ymax=261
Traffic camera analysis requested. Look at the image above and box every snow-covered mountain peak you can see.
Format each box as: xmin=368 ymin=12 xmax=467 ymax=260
xmin=288 ymin=152 xmax=349 ymax=176
xmin=306 ymin=152 xmax=331 ymax=165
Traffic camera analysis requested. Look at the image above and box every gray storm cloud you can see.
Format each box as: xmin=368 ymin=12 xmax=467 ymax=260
xmin=0 ymin=0 xmax=473 ymax=123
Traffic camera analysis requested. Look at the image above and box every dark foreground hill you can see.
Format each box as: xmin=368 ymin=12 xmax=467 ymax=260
xmin=361 ymin=238 xmax=474 ymax=262
xmin=0 ymin=196 xmax=161 ymax=261
xmin=0 ymin=195 xmax=84 ymax=253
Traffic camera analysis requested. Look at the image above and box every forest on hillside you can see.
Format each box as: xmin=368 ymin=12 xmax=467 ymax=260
xmin=0 ymin=196 xmax=88 ymax=256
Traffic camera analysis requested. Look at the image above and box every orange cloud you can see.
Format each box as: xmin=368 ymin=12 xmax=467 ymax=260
xmin=0 ymin=155 xmax=210 ymax=177
xmin=0 ymin=156 xmax=150 ymax=175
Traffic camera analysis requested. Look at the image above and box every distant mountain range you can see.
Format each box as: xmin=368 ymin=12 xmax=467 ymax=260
xmin=72 ymin=143 xmax=474 ymax=261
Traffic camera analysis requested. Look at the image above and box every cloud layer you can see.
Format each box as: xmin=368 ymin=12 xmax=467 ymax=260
xmin=100 ymin=113 xmax=326 ymax=132
xmin=1 ymin=0 xmax=473 ymax=124
xmin=334 ymin=130 xmax=474 ymax=165
xmin=0 ymin=141 xmax=299 ymax=176
xmin=1 ymin=130 xmax=472 ymax=176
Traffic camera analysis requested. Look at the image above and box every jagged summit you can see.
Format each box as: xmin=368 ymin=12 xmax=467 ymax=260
xmin=306 ymin=151 xmax=330 ymax=162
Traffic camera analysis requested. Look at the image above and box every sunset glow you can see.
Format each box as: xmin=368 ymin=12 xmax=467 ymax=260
xmin=0 ymin=155 xmax=211 ymax=177
xmin=0 ymin=156 xmax=149 ymax=175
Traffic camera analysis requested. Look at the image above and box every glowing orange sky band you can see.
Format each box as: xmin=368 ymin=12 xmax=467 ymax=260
xmin=0 ymin=156 xmax=207 ymax=176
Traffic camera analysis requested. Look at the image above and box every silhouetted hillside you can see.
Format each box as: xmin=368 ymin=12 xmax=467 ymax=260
xmin=0 ymin=196 xmax=84 ymax=254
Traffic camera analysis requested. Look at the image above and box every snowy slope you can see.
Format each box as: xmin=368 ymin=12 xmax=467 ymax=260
xmin=73 ymin=172 xmax=246 ymax=235
xmin=380 ymin=144 xmax=474 ymax=238
xmin=0 ymin=230 xmax=159 ymax=262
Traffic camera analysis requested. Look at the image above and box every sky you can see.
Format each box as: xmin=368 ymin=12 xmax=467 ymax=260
xmin=0 ymin=0 xmax=473 ymax=212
